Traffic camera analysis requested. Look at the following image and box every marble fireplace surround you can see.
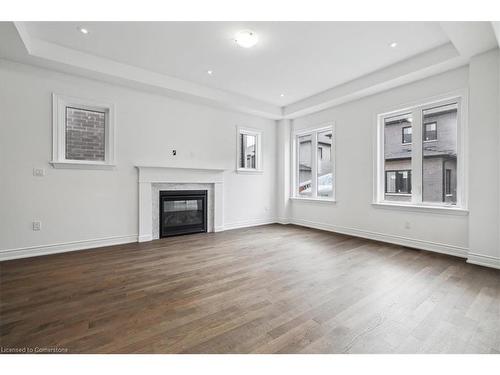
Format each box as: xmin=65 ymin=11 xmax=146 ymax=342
xmin=136 ymin=165 xmax=225 ymax=242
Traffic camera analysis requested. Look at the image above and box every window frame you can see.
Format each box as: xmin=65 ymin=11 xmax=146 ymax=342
xmin=292 ymin=124 xmax=335 ymax=202
xmin=51 ymin=93 xmax=116 ymax=169
xmin=236 ymin=126 xmax=263 ymax=174
xmin=374 ymin=92 xmax=467 ymax=212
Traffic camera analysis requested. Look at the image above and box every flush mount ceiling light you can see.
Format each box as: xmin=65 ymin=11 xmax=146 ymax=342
xmin=207 ymin=70 xmax=213 ymax=75
xmin=234 ymin=30 xmax=258 ymax=48
xmin=77 ymin=26 xmax=89 ymax=35
xmin=280 ymin=93 xmax=285 ymax=97
xmin=389 ymin=41 xmax=398 ymax=48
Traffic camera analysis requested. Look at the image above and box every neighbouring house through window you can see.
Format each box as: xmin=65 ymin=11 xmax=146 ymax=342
xmin=377 ymin=96 xmax=463 ymax=207
xmin=294 ymin=125 xmax=334 ymax=200
xmin=237 ymin=127 xmax=262 ymax=172
xmin=65 ymin=107 xmax=106 ymax=161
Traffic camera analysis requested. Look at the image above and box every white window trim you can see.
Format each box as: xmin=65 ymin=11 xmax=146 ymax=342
xmin=373 ymin=90 xmax=468 ymax=214
xmin=236 ymin=126 xmax=263 ymax=174
xmin=51 ymin=93 xmax=116 ymax=170
xmin=292 ymin=123 xmax=336 ymax=202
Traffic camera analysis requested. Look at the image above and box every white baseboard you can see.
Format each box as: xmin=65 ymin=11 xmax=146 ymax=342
xmin=276 ymin=217 xmax=291 ymax=225
xmin=3 ymin=219 xmax=496 ymax=271
xmin=0 ymin=235 xmax=138 ymax=261
xmin=222 ymin=218 xmax=277 ymax=231
xmin=466 ymin=252 xmax=500 ymax=270
xmin=289 ymin=218 xmax=468 ymax=259
xmin=138 ymin=234 xmax=152 ymax=242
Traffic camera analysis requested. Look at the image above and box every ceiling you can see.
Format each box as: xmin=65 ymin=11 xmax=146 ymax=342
xmin=0 ymin=21 xmax=497 ymax=119
xmin=23 ymin=22 xmax=450 ymax=106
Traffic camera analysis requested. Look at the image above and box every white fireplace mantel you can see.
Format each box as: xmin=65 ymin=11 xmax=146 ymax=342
xmin=135 ymin=165 xmax=226 ymax=242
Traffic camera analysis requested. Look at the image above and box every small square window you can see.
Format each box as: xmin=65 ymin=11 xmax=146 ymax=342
xmin=236 ymin=127 xmax=262 ymax=173
xmin=51 ymin=94 xmax=115 ymax=169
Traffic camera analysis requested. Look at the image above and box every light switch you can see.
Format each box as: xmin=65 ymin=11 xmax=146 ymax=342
xmin=32 ymin=221 xmax=42 ymax=231
xmin=33 ymin=168 xmax=45 ymax=177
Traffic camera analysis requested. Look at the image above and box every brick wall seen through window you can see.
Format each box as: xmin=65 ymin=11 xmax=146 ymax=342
xmin=65 ymin=107 xmax=106 ymax=161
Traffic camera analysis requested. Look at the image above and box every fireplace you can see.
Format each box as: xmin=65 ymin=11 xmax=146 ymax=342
xmin=159 ymin=190 xmax=208 ymax=237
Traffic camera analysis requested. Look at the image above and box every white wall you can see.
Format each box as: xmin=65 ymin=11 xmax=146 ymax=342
xmin=468 ymin=49 xmax=500 ymax=264
xmin=0 ymin=59 xmax=277 ymax=255
xmin=288 ymin=67 xmax=471 ymax=257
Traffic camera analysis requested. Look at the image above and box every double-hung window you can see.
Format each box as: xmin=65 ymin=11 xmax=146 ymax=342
xmin=293 ymin=125 xmax=335 ymax=200
xmin=376 ymin=95 xmax=466 ymax=209
xmin=236 ymin=127 xmax=262 ymax=173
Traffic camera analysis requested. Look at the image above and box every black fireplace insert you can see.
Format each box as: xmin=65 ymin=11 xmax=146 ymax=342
xmin=159 ymin=190 xmax=207 ymax=237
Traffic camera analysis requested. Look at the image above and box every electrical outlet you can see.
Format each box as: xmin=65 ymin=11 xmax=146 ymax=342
xmin=32 ymin=221 xmax=42 ymax=231
xmin=172 ymin=150 xmax=177 ymax=156
xmin=33 ymin=168 xmax=45 ymax=177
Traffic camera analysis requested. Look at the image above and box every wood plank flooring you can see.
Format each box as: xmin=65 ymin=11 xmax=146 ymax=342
xmin=1 ymin=224 xmax=500 ymax=354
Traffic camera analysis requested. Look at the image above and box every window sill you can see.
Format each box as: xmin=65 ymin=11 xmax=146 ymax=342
xmin=50 ymin=161 xmax=116 ymax=170
xmin=290 ymin=197 xmax=336 ymax=204
xmin=372 ymin=202 xmax=468 ymax=216
xmin=236 ymin=168 xmax=263 ymax=175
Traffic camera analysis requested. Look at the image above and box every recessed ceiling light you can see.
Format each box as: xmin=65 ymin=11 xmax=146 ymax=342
xmin=389 ymin=42 xmax=398 ymax=48
xmin=78 ymin=27 xmax=89 ymax=35
xmin=280 ymin=93 xmax=285 ymax=97
xmin=234 ymin=30 xmax=258 ymax=48
xmin=207 ymin=70 xmax=213 ymax=75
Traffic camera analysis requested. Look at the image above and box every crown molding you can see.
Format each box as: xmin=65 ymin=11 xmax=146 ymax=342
xmin=9 ymin=22 xmax=498 ymax=121
xmin=12 ymin=22 xmax=282 ymax=120
xmin=283 ymin=43 xmax=469 ymax=119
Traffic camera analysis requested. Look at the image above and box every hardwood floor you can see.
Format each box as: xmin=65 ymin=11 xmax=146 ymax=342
xmin=1 ymin=224 xmax=500 ymax=354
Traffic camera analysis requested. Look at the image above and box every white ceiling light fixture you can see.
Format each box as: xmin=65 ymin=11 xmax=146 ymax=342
xmin=280 ymin=93 xmax=285 ymax=97
xmin=389 ymin=41 xmax=398 ymax=48
xmin=207 ymin=70 xmax=213 ymax=75
xmin=77 ymin=27 xmax=89 ymax=35
xmin=234 ymin=30 xmax=258 ymax=48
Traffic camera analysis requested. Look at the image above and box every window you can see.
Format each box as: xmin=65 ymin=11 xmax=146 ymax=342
xmin=294 ymin=125 xmax=334 ymax=200
xmin=236 ymin=127 xmax=262 ymax=173
xmin=51 ymin=93 xmax=115 ymax=169
xmin=424 ymin=122 xmax=437 ymax=141
xmin=385 ymin=170 xmax=411 ymax=194
xmin=445 ymin=169 xmax=452 ymax=196
xmin=376 ymin=95 xmax=465 ymax=209
xmin=402 ymin=126 xmax=412 ymax=144
xmin=317 ymin=129 xmax=333 ymax=198
xmin=384 ymin=113 xmax=412 ymax=202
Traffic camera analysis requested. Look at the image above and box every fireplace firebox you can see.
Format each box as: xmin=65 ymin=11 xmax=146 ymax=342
xmin=159 ymin=190 xmax=207 ymax=237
